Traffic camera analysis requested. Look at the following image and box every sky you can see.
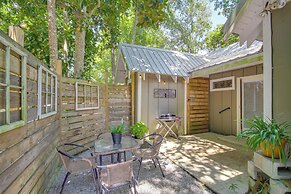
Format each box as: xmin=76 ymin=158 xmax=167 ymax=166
xmin=210 ymin=3 xmax=227 ymax=28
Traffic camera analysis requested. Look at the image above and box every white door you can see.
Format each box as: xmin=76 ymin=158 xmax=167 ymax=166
xmin=237 ymin=74 xmax=263 ymax=133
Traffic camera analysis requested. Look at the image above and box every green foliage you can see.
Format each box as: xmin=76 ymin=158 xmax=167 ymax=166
xmin=238 ymin=116 xmax=290 ymax=162
xmin=162 ymin=0 xmax=211 ymax=53
xmin=210 ymin=0 xmax=239 ymax=17
xmin=130 ymin=122 xmax=148 ymax=139
xmin=205 ymin=24 xmax=239 ymax=51
xmin=110 ymin=124 xmax=125 ymax=134
xmin=228 ymin=183 xmax=239 ymax=193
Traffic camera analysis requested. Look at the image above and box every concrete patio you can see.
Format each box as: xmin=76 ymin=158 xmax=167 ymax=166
xmin=161 ymin=132 xmax=253 ymax=194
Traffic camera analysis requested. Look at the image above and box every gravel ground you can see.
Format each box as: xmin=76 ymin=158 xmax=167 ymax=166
xmin=48 ymin=152 xmax=213 ymax=194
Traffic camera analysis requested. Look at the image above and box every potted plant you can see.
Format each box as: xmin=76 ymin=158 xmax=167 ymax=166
xmin=238 ymin=116 xmax=290 ymax=162
xmin=111 ymin=124 xmax=125 ymax=145
xmin=130 ymin=122 xmax=149 ymax=139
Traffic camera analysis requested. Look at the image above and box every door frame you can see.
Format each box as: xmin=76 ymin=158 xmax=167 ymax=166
xmin=236 ymin=74 xmax=263 ymax=134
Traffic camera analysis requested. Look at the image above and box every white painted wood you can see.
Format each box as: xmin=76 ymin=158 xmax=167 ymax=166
xmin=236 ymin=77 xmax=242 ymax=135
xmin=142 ymin=72 xmax=146 ymax=80
xmin=184 ymin=80 xmax=187 ymax=135
xmin=241 ymin=74 xmax=263 ymax=130
xmin=210 ymin=76 xmax=235 ymax=92
xmin=75 ymin=82 xmax=100 ymax=110
xmin=37 ymin=65 xmax=58 ymax=119
xmin=5 ymin=46 xmax=10 ymax=124
xmin=246 ymin=22 xmax=263 ymax=47
xmin=137 ymin=74 xmax=142 ymax=122
xmin=171 ymin=75 xmax=177 ymax=83
xmin=155 ymin=74 xmax=161 ymax=82
xmin=263 ymin=12 xmax=272 ymax=119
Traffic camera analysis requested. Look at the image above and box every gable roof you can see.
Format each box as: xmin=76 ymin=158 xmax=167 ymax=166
xmin=195 ymin=40 xmax=263 ymax=71
xmin=116 ymin=41 xmax=263 ymax=83
xmin=118 ymin=43 xmax=206 ymax=77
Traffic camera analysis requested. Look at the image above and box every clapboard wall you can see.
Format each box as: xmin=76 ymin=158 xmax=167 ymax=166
xmin=0 ymin=30 xmax=60 ymax=194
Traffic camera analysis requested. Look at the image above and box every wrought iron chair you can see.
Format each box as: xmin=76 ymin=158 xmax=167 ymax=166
xmin=56 ymin=143 xmax=98 ymax=194
xmin=132 ymin=133 xmax=165 ymax=180
xmin=97 ymin=159 xmax=137 ymax=194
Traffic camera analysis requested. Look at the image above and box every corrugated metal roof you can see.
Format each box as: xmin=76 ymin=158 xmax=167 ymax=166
xmin=193 ymin=40 xmax=263 ymax=71
xmin=119 ymin=43 xmax=206 ymax=77
xmin=118 ymin=41 xmax=262 ymax=78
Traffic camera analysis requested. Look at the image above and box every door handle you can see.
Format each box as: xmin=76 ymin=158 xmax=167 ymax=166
xmin=219 ymin=107 xmax=230 ymax=114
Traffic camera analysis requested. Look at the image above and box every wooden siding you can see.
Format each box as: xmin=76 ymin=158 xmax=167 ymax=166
xmin=187 ymin=77 xmax=209 ymax=134
xmin=0 ymin=30 xmax=60 ymax=194
xmin=61 ymin=77 xmax=131 ymax=153
xmin=209 ymin=64 xmax=263 ymax=135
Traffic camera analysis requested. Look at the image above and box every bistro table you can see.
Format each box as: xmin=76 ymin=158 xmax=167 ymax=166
xmin=156 ymin=115 xmax=181 ymax=140
xmin=94 ymin=135 xmax=141 ymax=165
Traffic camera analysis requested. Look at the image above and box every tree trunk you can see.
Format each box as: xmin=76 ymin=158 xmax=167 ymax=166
xmin=111 ymin=44 xmax=115 ymax=81
xmin=131 ymin=0 xmax=138 ymax=44
xmin=74 ymin=10 xmax=86 ymax=78
xmin=47 ymin=0 xmax=58 ymax=69
xmin=61 ymin=3 xmax=69 ymax=63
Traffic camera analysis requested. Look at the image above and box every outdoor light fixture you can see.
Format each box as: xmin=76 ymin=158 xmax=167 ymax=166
xmin=163 ymin=81 xmax=166 ymax=85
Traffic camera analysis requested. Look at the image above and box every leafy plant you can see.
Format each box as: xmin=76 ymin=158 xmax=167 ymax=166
xmin=130 ymin=122 xmax=148 ymax=139
xmin=238 ymin=116 xmax=290 ymax=162
xmin=110 ymin=124 xmax=125 ymax=134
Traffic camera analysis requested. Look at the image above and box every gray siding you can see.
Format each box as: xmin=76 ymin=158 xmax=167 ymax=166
xmin=272 ymin=3 xmax=291 ymax=126
xmin=209 ymin=64 xmax=263 ymax=135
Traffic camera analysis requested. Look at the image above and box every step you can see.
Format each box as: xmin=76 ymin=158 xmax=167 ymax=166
xmin=253 ymin=151 xmax=291 ymax=179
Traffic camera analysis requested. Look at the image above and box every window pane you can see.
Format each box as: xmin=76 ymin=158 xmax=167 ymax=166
xmin=10 ymin=73 xmax=21 ymax=86
xmin=10 ymin=87 xmax=22 ymax=123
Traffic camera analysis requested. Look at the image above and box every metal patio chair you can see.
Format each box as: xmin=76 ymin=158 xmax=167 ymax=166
xmin=97 ymin=159 xmax=137 ymax=194
xmin=132 ymin=133 xmax=165 ymax=180
xmin=56 ymin=143 xmax=98 ymax=194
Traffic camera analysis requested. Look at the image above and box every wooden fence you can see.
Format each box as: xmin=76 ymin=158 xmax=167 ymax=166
xmin=0 ymin=30 xmax=60 ymax=194
xmin=187 ymin=77 xmax=209 ymax=134
xmin=60 ymin=77 xmax=131 ymax=150
xmin=0 ymin=30 xmax=131 ymax=193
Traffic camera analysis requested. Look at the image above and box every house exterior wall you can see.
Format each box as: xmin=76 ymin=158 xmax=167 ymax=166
xmin=136 ymin=73 xmax=185 ymax=134
xmin=209 ymin=64 xmax=263 ymax=135
xmin=272 ymin=3 xmax=291 ymax=126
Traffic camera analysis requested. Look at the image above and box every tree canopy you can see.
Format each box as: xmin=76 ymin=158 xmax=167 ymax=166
xmin=210 ymin=0 xmax=239 ymax=17
xmin=0 ymin=0 xmax=238 ymax=82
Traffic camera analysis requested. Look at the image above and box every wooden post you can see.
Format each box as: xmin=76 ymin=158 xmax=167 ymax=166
xmin=131 ymin=71 xmax=135 ymax=125
xmin=8 ymin=26 xmax=24 ymax=47
xmin=56 ymin=60 xmax=62 ymax=141
xmin=105 ymin=71 xmax=109 ymax=130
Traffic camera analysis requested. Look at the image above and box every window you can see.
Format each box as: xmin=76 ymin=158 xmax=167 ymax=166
xmin=0 ymin=44 xmax=27 ymax=133
xmin=210 ymin=76 xmax=235 ymax=92
xmin=75 ymin=82 xmax=99 ymax=110
xmin=37 ymin=65 xmax=57 ymax=119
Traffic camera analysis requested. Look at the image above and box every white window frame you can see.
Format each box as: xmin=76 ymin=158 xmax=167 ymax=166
xmin=37 ymin=65 xmax=57 ymax=119
xmin=0 ymin=43 xmax=27 ymax=134
xmin=210 ymin=76 xmax=235 ymax=92
xmin=75 ymin=82 xmax=100 ymax=110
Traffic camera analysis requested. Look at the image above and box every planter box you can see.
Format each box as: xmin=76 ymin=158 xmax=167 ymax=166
xmin=254 ymin=151 xmax=291 ymax=179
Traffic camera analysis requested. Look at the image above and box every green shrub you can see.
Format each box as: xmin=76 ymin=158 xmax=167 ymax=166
xmin=130 ymin=122 xmax=148 ymax=139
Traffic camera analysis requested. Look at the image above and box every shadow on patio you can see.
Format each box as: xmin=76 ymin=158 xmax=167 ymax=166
xmin=160 ymin=132 xmax=253 ymax=194
xmin=48 ymin=153 xmax=213 ymax=194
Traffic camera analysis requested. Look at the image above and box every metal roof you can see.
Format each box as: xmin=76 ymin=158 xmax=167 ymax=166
xmin=193 ymin=40 xmax=263 ymax=71
xmin=119 ymin=43 xmax=206 ymax=77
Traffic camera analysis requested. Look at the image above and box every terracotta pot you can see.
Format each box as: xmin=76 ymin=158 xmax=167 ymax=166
xmin=260 ymin=139 xmax=286 ymax=158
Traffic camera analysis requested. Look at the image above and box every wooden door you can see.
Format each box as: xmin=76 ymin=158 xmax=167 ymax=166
xmin=187 ymin=78 xmax=209 ymax=134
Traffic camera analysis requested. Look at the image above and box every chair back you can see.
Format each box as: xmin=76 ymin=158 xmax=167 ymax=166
xmin=98 ymin=160 xmax=133 ymax=187
xmin=56 ymin=144 xmax=96 ymax=174
xmin=133 ymin=133 xmax=163 ymax=160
